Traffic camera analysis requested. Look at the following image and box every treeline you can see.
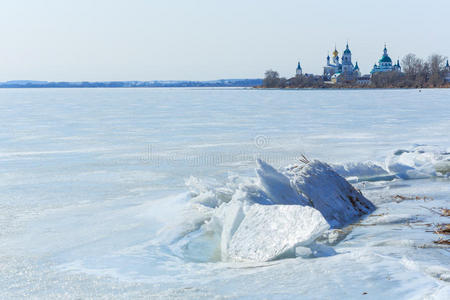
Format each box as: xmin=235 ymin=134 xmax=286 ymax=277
xmin=263 ymin=70 xmax=328 ymax=88
xmin=261 ymin=53 xmax=450 ymax=89
xmin=371 ymin=54 xmax=448 ymax=88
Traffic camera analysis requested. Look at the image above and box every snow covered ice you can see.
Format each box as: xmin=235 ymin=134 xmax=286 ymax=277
xmin=1 ymin=88 xmax=450 ymax=299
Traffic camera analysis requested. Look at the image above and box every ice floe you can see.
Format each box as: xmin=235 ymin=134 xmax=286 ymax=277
xmin=169 ymin=145 xmax=450 ymax=262
xmin=286 ymin=160 xmax=375 ymax=228
xmin=386 ymin=145 xmax=450 ymax=179
xmin=171 ymin=158 xmax=376 ymax=262
xmin=228 ymin=205 xmax=329 ymax=261
xmin=330 ymin=145 xmax=450 ymax=181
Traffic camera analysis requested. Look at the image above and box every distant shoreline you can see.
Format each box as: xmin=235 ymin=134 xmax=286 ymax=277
xmin=254 ymin=85 xmax=450 ymax=90
xmin=1 ymin=80 xmax=449 ymax=90
xmin=0 ymin=79 xmax=262 ymax=89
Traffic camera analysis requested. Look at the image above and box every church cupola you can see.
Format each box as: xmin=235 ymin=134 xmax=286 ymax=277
xmin=296 ymin=61 xmax=303 ymax=76
xmin=342 ymin=43 xmax=352 ymax=64
xmin=332 ymin=47 xmax=340 ymax=64
xmin=378 ymin=44 xmax=392 ymax=66
xmin=371 ymin=44 xmax=400 ymax=74
xmin=332 ymin=47 xmax=339 ymax=57
xmin=341 ymin=42 xmax=353 ymax=73
xmin=343 ymin=42 xmax=351 ymax=55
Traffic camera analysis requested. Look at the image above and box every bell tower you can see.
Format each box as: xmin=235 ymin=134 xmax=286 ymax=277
xmin=341 ymin=42 xmax=354 ymax=74
xmin=296 ymin=61 xmax=302 ymax=76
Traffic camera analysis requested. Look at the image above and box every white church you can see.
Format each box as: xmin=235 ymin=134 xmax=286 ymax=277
xmin=322 ymin=43 xmax=360 ymax=82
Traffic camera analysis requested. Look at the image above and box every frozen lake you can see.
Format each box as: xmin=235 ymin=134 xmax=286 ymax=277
xmin=1 ymin=88 xmax=449 ymax=299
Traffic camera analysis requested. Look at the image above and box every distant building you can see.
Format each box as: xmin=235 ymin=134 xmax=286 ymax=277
xmin=445 ymin=60 xmax=450 ymax=82
xmin=357 ymin=75 xmax=371 ymax=85
xmin=323 ymin=43 xmax=360 ymax=82
xmin=323 ymin=48 xmax=340 ymax=80
xmin=371 ymin=45 xmax=401 ymax=74
xmin=296 ymin=61 xmax=303 ymax=76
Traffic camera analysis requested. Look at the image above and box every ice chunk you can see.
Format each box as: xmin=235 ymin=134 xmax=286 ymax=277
xmin=228 ymin=204 xmax=329 ymax=262
xmin=332 ymin=161 xmax=389 ymax=178
xmin=295 ymin=243 xmax=336 ymax=258
xmin=177 ymin=159 xmax=376 ymax=262
xmin=213 ymin=200 xmax=246 ymax=261
xmin=386 ymin=145 xmax=450 ymax=179
xmin=290 ymin=160 xmax=375 ymax=228
xmin=294 ymin=246 xmax=313 ymax=258
xmin=256 ymin=159 xmax=309 ymax=206
xmin=331 ymin=161 xmax=391 ymax=182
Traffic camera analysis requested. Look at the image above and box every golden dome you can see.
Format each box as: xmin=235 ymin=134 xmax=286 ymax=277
xmin=332 ymin=48 xmax=339 ymax=57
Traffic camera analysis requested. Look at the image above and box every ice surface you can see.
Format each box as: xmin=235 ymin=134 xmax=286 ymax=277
xmin=2 ymin=88 xmax=450 ymax=299
xmin=228 ymin=204 xmax=329 ymax=261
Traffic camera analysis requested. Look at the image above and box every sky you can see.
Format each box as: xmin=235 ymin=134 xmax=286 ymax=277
xmin=0 ymin=0 xmax=449 ymax=81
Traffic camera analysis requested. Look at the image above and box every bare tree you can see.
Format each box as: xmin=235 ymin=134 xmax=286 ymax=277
xmin=371 ymin=71 xmax=405 ymax=88
xmin=279 ymin=77 xmax=287 ymax=88
xmin=428 ymin=54 xmax=448 ymax=86
xmin=402 ymin=54 xmax=422 ymax=77
xmin=401 ymin=54 xmax=430 ymax=87
xmin=402 ymin=53 xmax=416 ymax=76
xmin=263 ymin=70 xmax=280 ymax=88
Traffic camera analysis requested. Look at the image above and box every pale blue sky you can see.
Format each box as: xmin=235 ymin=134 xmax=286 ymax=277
xmin=0 ymin=0 xmax=449 ymax=81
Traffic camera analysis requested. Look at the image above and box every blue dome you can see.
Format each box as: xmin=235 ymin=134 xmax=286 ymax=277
xmin=379 ymin=55 xmax=392 ymax=63
xmin=343 ymin=43 xmax=351 ymax=54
